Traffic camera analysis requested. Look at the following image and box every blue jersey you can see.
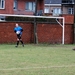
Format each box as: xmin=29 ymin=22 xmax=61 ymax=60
xmin=14 ymin=26 xmax=23 ymax=35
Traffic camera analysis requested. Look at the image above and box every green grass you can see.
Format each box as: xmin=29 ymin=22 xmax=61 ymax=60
xmin=0 ymin=44 xmax=75 ymax=75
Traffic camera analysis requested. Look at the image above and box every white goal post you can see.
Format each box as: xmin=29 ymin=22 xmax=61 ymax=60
xmin=0 ymin=14 xmax=65 ymax=44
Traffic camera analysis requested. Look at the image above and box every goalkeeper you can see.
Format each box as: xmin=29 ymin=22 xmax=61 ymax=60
xmin=14 ymin=23 xmax=24 ymax=47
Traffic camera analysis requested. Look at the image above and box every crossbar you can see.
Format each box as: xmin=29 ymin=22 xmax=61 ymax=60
xmin=0 ymin=14 xmax=64 ymax=19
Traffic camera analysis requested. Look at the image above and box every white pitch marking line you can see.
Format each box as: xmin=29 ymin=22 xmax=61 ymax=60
xmin=0 ymin=65 xmax=75 ymax=71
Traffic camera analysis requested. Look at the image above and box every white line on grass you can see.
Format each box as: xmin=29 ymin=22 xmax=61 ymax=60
xmin=0 ymin=65 xmax=75 ymax=70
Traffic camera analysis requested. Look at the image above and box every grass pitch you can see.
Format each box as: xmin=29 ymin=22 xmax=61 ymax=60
xmin=0 ymin=44 xmax=75 ymax=75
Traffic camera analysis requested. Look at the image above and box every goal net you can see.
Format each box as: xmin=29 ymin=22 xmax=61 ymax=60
xmin=0 ymin=14 xmax=65 ymax=44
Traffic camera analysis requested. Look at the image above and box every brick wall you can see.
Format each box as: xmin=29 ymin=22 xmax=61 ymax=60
xmin=65 ymin=24 xmax=73 ymax=44
xmin=0 ymin=0 xmax=13 ymax=14
xmin=0 ymin=22 xmax=34 ymax=44
xmin=37 ymin=24 xmax=73 ymax=44
xmin=37 ymin=24 xmax=62 ymax=44
xmin=0 ymin=20 xmax=73 ymax=44
xmin=0 ymin=0 xmax=44 ymax=15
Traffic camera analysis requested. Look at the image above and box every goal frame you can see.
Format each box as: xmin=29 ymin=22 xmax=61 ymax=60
xmin=0 ymin=14 xmax=65 ymax=44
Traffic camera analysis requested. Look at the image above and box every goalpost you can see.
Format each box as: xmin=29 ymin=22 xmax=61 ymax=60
xmin=0 ymin=14 xmax=65 ymax=44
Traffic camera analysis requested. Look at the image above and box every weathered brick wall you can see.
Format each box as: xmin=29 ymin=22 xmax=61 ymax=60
xmin=0 ymin=0 xmax=44 ymax=15
xmin=0 ymin=22 xmax=34 ymax=43
xmin=37 ymin=24 xmax=73 ymax=44
xmin=65 ymin=24 xmax=73 ymax=44
xmin=0 ymin=0 xmax=13 ymax=14
xmin=37 ymin=24 xmax=62 ymax=44
xmin=0 ymin=21 xmax=73 ymax=44
xmin=62 ymin=14 xmax=74 ymax=24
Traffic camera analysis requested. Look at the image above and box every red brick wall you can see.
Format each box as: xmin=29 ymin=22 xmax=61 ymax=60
xmin=37 ymin=24 xmax=62 ymax=44
xmin=38 ymin=0 xmax=44 ymax=10
xmin=0 ymin=0 xmax=44 ymax=15
xmin=0 ymin=21 xmax=73 ymax=44
xmin=62 ymin=14 xmax=74 ymax=24
xmin=0 ymin=0 xmax=13 ymax=14
xmin=37 ymin=24 xmax=73 ymax=44
xmin=65 ymin=24 xmax=73 ymax=44
xmin=0 ymin=22 xmax=34 ymax=43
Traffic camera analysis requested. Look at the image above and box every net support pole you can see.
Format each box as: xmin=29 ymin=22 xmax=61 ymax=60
xmin=62 ymin=17 xmax=65 ymax=44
